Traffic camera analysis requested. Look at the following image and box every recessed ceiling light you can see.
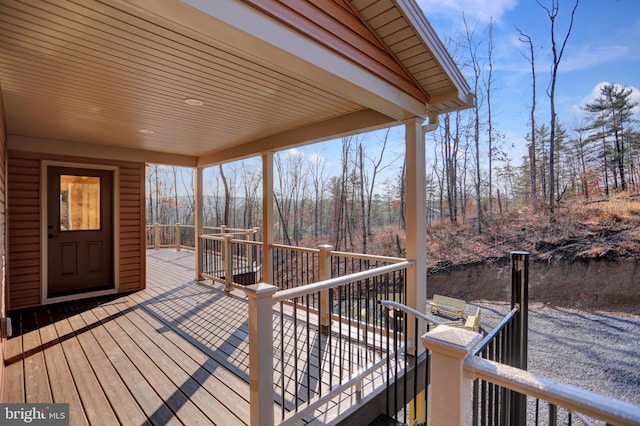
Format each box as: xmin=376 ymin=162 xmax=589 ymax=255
xmin=139 ymin=129 xmax=154 ymax=134
xmin=184 ymin=98 xmax=204 ymax=106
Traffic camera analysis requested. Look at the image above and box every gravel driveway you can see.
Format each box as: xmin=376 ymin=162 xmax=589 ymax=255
xmin=468 ymin=301 xmax=640 ymax=409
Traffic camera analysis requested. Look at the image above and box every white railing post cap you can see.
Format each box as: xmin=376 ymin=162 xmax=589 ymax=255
xmin=422 ymin=325 xmax=482 ymax=359
xmin=243 ymin=283 xmax=278 ymax=299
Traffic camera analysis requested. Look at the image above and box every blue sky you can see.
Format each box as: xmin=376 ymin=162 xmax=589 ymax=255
xmin=418 ymin=0 xmax=640 ymax=158
xmin=215 ymin=1 xmax=640 ymax=196
xmin=278 ymin=0 xmax=640 ymax=189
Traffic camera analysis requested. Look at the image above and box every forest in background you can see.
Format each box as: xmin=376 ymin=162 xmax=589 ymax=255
xmin=146 ymin=0 xmax=639 ymax=261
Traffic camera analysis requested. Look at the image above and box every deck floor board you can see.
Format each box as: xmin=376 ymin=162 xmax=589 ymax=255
xmin=99 ymin=302 xmax=245 ymax=426
xmin=51 ymin=314 xmax=118 ymax=425
xmin=22 ymin=312 xmax=53 ymax=404
xmin=78 ymin=309 xmax=180 ymax=426
xmin=36 ymin=313 xmax=88 ymax=425
xmin=124 ymin=292 xmax=252 ymax=419
xmin=2 ymin=249 xmax=390 ymax=425
xmin=65 ymin=312 xmax=150 ymax=426
xmin=92 ymin=303 xmax=213 ymax=425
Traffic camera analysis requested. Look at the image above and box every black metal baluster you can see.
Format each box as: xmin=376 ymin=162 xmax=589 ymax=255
xmin=280 ymin=302 xmax=285 ymax=421
xmin=293 ymin=296 xmax=299 ymax=411
xmin=337 ymin=286 xmax=343 ymax=383
xmin=306 ymin=293 xmax=311 ymax=401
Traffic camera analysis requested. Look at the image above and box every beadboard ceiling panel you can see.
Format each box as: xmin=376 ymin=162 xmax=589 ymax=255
xmin=0 ymin=0 xmax=472 ymax=166
xmin=0 ymin=0 xmax=366 ymax=162
xmin=349 ymin=0 xmax=473 ymax=113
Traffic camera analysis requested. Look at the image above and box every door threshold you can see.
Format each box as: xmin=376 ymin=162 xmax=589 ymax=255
xmin=43 ymin=288 xmax=118 ymax=306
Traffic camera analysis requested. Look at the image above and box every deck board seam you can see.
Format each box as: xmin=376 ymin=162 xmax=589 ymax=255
xmin=101 ymin=300 xmax=246 ymax=425
xmin=95 ymin=302 xmax=219 ymax=425
xmin=81 ymin=307 xmax=182 ymax=425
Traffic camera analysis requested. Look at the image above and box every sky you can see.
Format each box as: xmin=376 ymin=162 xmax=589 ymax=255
xmin=205 ymin=0 xmax=640 ymax=196
xmin=417 ymin=0 xmax=640 ymax=158
xmin=273 ymin=0 xmax=640 ymax=191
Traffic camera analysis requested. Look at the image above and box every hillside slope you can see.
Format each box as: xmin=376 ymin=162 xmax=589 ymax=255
xmin=425 ymin=194 xmax=640 ymax=313
xmin=427 ymin=194 xmax=640 ymax=271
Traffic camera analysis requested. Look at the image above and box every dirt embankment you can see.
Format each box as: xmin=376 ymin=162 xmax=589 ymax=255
xmin=425 ymin=196 xmax=640 ymax=314
xmin=427 ymin=258 xmax=640 ymax=314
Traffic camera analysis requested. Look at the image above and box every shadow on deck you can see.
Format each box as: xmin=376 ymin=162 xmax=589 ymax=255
xmin=3 ymin=249 xmax=425 ymax=425
xmin=3 ymin=249 xmax=255 ymax=425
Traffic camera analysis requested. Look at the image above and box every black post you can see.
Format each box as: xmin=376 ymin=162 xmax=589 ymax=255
xmin=510 ymin=251 xmax=529 ymax=425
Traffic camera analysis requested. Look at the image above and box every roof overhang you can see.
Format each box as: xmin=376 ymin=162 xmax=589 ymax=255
xmin=0 ymin=0 xmax=473 ymax=167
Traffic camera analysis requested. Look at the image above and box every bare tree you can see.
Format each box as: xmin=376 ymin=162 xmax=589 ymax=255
xmin=240 ymin=162 xmax=261 ymax=229
xmin=441 ymin=112 xmax=459 ymax=223
xmin=485 ymin=19 xmax=495 ymax=216
xmin=145 ymin=164 xmax=156 ymax=223
xmin=398 ymin=161 xmax=406 ymax=230
xmin=172 ymin=167 xmax=180 ymax=224
xmin=358 ymin=145 xmax=367 ymax=253
xmin=180 ymin=168 xmax=195 ymax=225
xmin=329 ymin=137 xmax=355 ymax=250
xmin=537 ymin=0 xmax=579 ymax=213
xmin=219 ymin=164 xmax=230 ymax=226
xmin=463 ymin=14 xmax=484 ymax=233
xmin=517 ymin=28 xmax=538 ymax=211
xmin=355 ymin=129 xmax=397 ymax=252
xmin=306 ymin=150 xmax=327 ymax=237
xmin=274 ymin=152 xmax=308 ymax=245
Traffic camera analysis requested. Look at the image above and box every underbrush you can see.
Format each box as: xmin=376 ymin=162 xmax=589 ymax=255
xmin=425 ymin=192 xmax=640 ymax=270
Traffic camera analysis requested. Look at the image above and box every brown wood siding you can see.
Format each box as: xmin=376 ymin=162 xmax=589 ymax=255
xmin=0 ymin=86 xmax=7 ymax=399
xmin=7 ymin=151 xmax=145 ymax=309
xmin=7 ymin=153 xmax=39 ymax=310
xmin=246 ymin=0 xmax=428 ymax=103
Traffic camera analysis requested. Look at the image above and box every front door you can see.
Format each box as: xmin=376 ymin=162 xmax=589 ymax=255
xmin=47 ymin=166 xmax=114 ymax=298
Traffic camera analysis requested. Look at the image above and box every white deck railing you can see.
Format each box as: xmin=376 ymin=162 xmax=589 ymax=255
xmin=465 ymin=355 xmax=640 ymax=426
xmin=422 ymin=325 xmax=640 ymax=426
xmin=145 ymin=223 xmax=258 ymax=250
xmin=146 ymin=231 xmax=640 ymax=425
xmin=244 ymin=259 xmax=414 ymax=426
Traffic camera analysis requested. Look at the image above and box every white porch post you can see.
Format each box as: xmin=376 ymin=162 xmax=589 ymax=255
xmin=318 ymin=244 xmax=333 ymax=334
xmin=195 ymin=166 xmax=204 ymax=280
xmin=244 ymin=283 xmax=278 ymax=426
xmin=422 ymin=326 xmax=482 ymax=426
xmin=404 ymin=118 xmax=427 ymax=347
xmin=262 ymin=152 xmax=274 ymax=284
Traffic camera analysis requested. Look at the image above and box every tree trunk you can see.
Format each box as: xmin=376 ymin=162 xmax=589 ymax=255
xmin=219 ymin=165 xmax=230 ymax=226
xmin=540 ymin=0 xmax=579 ymax=214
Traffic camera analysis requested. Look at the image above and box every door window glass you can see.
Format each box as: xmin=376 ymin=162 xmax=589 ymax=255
xmin=60 ymin=175 xmax=101 ymax=231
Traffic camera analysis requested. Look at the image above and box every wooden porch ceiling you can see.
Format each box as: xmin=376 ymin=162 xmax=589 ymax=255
xmin=0 ymin=0 xmax=472 ymax=168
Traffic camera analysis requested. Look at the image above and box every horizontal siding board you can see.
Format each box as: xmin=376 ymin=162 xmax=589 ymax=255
xmin=7 ymin=197 xmax=39 ymax=206
xmin=5 ymin=272 xmax=39 ymax=283
xmin=7 ymin=228 xmax=39 ymax=238
xmin=7 ymin=205 xmax=39 ymax=214
xmin=8 ymin=251 xmax=40 ymax=261
xmin=7 ymin=158 xmax=39 ymax=168
xmin=8 ymin=259 xmax=39 ymax=268
xmin=6 ymin=239 xmax=39 ymax=249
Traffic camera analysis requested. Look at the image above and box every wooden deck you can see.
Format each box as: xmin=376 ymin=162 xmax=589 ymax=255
xmin=1 ymin=249 xmax=397 ymax=425
xmin=3 ymin=249 xmax=257 ymax=425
